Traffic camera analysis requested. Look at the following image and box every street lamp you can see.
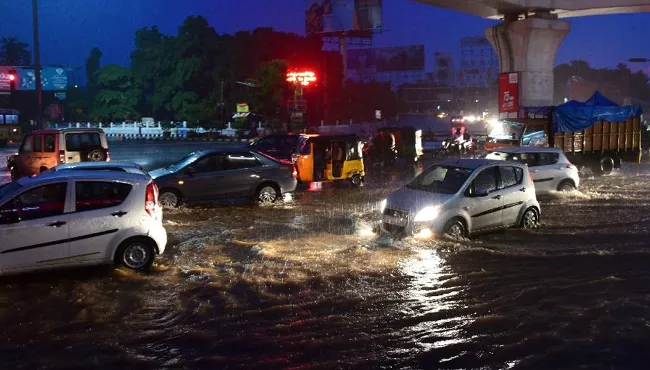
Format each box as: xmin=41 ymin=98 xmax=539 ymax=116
xmin=32 ymin=0 xmax=43 ymax=129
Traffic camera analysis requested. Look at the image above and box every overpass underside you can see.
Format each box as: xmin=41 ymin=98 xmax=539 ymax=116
xmin=414 ymin=0 xmax=650 ymax=109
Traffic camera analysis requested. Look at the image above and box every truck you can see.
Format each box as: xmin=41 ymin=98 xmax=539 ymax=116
xmin=0 ymin=109 xmax=22 ymax=148
xmin=485 ymin=92 xmax=643 ymax=176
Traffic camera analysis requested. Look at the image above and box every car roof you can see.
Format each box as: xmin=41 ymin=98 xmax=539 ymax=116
xmin=490 ymin=147 xmax=563 ymax=153
xmin=202 ymin=146 xmax=254 ymax=155
xmin=54 ymin=161 xmax=142 ymax=170
xmin=436 ymin=158 xmax=522 ymax=169
xmin=17 ymin=169 xmax=150 ymax=186
xmin=28 ymin=128 xmax=105 ymax=135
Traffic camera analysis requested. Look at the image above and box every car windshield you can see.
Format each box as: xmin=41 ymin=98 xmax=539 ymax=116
xmin=169 ymin=152 xmax=201 ymax=170
xmin=407 ymin=165 xmax=474 ymax=194
xmin=0 ymin=181 xmax=23 ymax=200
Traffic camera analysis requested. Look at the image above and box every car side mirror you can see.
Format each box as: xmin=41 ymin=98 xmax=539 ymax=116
xmin=184 ymin=167 xmax=196 ymax=176
xmin=0 ymin=211 xmax=21 ymax=224
xmin=473 ymin=186 xmax=490 ymax=197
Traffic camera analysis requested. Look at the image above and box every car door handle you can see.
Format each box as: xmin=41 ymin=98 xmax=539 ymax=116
xmin=111 ymin=211 xmax=128 ymax=217
xmin=48 ymin=221 xmax=67 ymax=228
xmin=519 ymin=187 xmax=526 ymax=192
xmin=491 ymin=195 xmax=502 ymax=200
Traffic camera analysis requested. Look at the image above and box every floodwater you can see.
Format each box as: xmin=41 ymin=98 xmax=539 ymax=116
xmin=2 ymin=142 xmax=650 ymax=368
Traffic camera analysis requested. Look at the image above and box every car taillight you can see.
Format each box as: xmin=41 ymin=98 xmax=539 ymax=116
xmin=528 ymin=171 xmax=534 ymax=183
xmin=106 ymin=150 xmax=111 ymax=162
xmin=566 ymin=163 xmax=575 ymax=169
xmin=145 ymin=181 xmax=159 ymax=217
xmin=292 ymin=165 xmax=298 ymax=178
xmin=59 ymin=150 xmax=65 ymax=164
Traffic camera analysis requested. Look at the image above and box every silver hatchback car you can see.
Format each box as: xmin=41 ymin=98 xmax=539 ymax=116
xmin=381 ymin=159 xmax=540 ymax=238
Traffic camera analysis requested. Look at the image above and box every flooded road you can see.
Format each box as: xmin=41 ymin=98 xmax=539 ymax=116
xmin=2 ymin=142 xmax=650 ymax=368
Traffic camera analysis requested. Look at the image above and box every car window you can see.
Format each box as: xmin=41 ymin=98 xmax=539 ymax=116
xmin=407 ymin=165 xmax=474 ymax=194
xmin=254 ymin=136 xmax=277 ymax=147
xmin=0 ymin=182 xmax=67 ymax=221
xmin=20 ymin=135 xmax=33 ymax=153
xmin=65 ymin=132 xmax=102 ymax=151
xmin=192 ymin=154 xmax=224 ymax=173
xmin=225 ymin=153 xmax=262 ymax=170
xmin=538 ymin=152 xmax=559 ymax=165
xmin=470 ymin=167 xmax=498 ymax=195
xmin=44 ymin=134 xmax=56 ymax=152
xmin=498 ymin=166 xmax=522 ymax=189
xmin=75 ymin=181 xmax=133 ymax=212
xmin=33 ymin=135 xmax=43 ymax=152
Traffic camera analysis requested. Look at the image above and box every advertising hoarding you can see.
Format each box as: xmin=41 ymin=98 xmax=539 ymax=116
xmin=17 ymin=67 xmax=69 ymax=91
xmin=0 ymin=67 xmax=14 ymax=91
xmin=499 ymin=72 xmax=519 ymax=118
xmin=305 ymin=0 xmax=382 ymax=35
xmin=374 ymin=45 xmax=425 ymax=72
xmin=346 ymin=48 xmax=375 ymax=71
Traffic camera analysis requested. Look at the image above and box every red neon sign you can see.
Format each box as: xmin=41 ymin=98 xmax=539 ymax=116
xmin=286 ymin=71 xmax=317 ymax=87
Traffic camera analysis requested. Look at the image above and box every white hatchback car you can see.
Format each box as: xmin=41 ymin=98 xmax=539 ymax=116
xmin=50 ymin=161 xmax=148 ymax=176
xmin=485 ymin=147 xmax=580 ymax=194
xmin=0 ymin=170 xmax=166 ymax=275
xmin=381 ymin=159 xmax=540 ymax=238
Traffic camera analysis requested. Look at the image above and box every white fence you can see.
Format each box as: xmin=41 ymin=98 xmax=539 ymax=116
xmin=49 ymin=121 xmax=265 ymax=140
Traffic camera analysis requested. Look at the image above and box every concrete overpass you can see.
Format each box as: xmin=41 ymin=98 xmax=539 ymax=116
xmin=413 ymin=0 xmax=650 ymax=109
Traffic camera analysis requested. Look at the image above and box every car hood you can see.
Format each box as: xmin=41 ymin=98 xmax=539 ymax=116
xmin=385 ymin=187 xmax=454 ymax=213
xmin=149 ymin=167 xmax=174 ymax=180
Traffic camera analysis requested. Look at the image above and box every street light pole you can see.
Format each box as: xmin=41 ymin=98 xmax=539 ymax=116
xmin=32 ymin=0 xmax=43 ymax=129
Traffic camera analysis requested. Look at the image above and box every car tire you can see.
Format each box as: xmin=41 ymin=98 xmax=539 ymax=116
xmin=443 ymin=218 xmax=466 ymax=239
xmin=520 ymin=208 xmax=539 ymax=229
xmin=350 ymin=174 xmax=363 ymax=188
xmin=256 ymin=183 xmax=280 ymax=203
xmin=83 ymin=147 xmax=107 ymax=162
xmin=115 ymin=238 xmax=156 ymax=271
xmin=159 ymin=189 xmax=181 ymax=208
xmin=557 ymin=180 xmax=575 ymax=192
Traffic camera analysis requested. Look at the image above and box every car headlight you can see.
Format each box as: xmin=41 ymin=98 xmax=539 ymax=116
xmin=414 ymin=205 xmax=440 ymax=222
xmin=380 ymin=199 xmax=387 ymax=213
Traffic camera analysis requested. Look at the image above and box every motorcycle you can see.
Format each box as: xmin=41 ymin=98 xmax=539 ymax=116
xmin=437 ymin=136 xmax=478 ymax=159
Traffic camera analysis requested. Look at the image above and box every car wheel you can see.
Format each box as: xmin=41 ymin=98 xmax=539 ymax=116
xmin=350 ymin=174 xmax=363 ymax=187
xmin=443 ymin=219 xmax=466 ymax=239
xmin=159 ymin=189 xmax=181 ymax=208
xmin=116 ymin=239 xmax=155 ymax=271
xmin=558 ymin=180 xmax=575 ymax=192
xmin=521 ymin=208 xmax=539 ymax=229
xmin=593 ymin=156 xmax=614 ymax=176
xmin=256 ymin=183 xmax=280 ymax=203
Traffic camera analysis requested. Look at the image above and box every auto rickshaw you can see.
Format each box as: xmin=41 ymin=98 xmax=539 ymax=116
xmin=364 ymin=126 xmax=424 ymax=165
xmin=293 ymin=134 xmax=365 ymax=187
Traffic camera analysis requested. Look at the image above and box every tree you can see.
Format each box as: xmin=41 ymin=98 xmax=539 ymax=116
xmin=92 ymin=64 xmax=140 ymax=121
xmin=0 ymin=37 xmax=31 ymax=65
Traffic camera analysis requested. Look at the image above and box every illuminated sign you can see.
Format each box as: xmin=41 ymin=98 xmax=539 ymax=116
xmin=286 ymin=71 xmax=317 ymax=87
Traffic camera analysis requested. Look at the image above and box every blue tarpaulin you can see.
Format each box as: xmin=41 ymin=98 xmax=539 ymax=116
xmin=554 ymin=92 xmax=642 ymax=133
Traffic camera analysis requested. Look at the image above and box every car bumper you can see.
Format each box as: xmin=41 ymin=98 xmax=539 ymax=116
xmin=279 ymin=177 xmax=298 ymax=194
xmin=148 ymin=223 xmax=168 ymax=255
xmin=380 ymin=216 xmax=445 ymax=237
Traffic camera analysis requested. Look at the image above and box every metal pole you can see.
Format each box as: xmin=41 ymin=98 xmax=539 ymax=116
xmin=32 ymin=0 xmax=43 ymax=129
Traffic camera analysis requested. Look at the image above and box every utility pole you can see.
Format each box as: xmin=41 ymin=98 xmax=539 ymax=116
xmin=32 ymin=0 xmax=43 ymax=129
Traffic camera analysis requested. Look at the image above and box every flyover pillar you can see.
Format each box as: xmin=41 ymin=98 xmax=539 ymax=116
xmin=485 ymin=12 xmax=570 ymax=107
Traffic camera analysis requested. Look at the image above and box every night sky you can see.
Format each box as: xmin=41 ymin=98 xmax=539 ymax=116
xmin=3 ymin=0 xmax=650 ymax=73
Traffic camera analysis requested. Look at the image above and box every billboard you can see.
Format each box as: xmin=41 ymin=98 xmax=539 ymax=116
xmin=499 ymin=72 xmax=519 ymax=118
xmin=17 ymin=67 xmax=69 ymax=91
xmin=305 ymin=0 xmax=382 ymax=35
xmin=0 ymin=67 xmax=14 ymax=91
xmin=375 ymin=45 xmax=425 ymax=72
xmin=346 ymin=48 xmax=375 ymax=71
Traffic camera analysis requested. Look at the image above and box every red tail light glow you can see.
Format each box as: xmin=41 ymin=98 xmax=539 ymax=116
xmin=59 ymin=150 xmax=66 ymax=164
xmin=292 ymin=166 xmax=298 ymax=178
xmin=145 ymin=181 xmax=159 ymax=217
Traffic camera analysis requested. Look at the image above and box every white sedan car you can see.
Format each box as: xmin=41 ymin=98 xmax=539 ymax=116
xmin=485 ymin=147 xmax=580 ymax=194
xmin=381 ymin=159 xmax=540 ymax=239
xmin=0 ymin=170 xmax=166 ymax=275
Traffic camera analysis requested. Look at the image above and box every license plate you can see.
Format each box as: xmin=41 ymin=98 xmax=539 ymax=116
xmin=383 ymin=215 xmax=407 ymax=226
